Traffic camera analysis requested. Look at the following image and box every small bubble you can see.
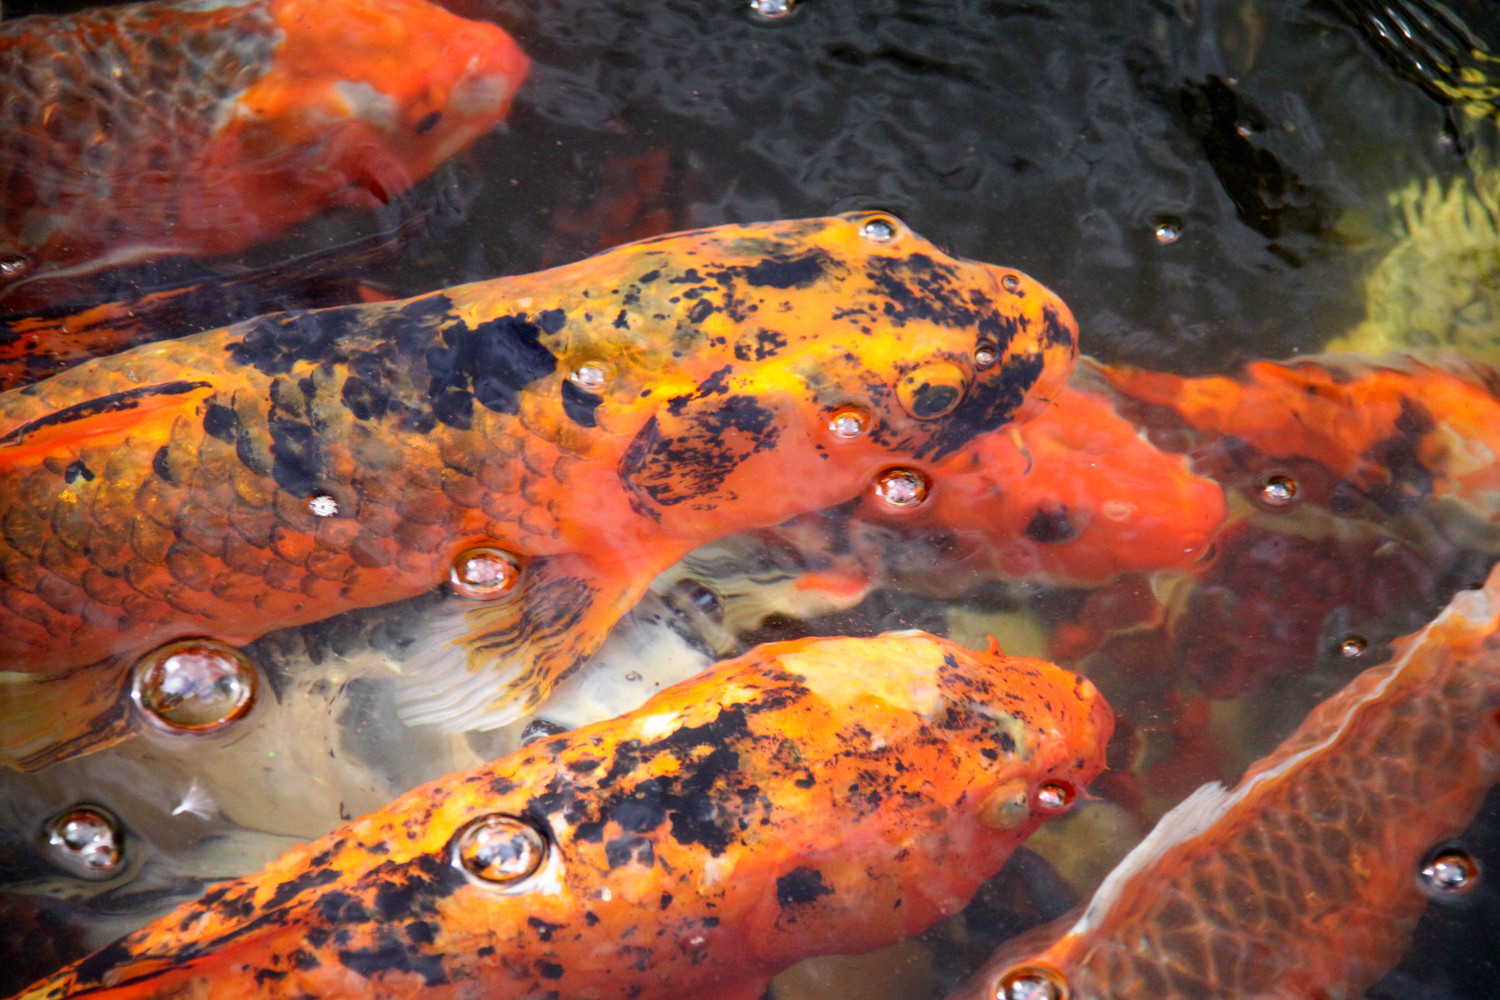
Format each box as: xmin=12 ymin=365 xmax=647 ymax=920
xmin=1001 ymin=273 xmax=1020 ymax=292
xmin=995 ymin=966 xmax=1066 ymax=1000
xmin=859 ymin=216 xmax=897 ymax=242
xmin=874 ymin=468 xmax=931 ymax=509
xmin=1439 ymin=133 xmax=1455 ymax=148
xmin=307 ymin=494 xmax=339 ymax=517
xmin=45 ymin=806 xmax=123 ymax=878
xmin=1420 ymin=849 xmax=1479 ymax=895
xmin=452 ymin=814 xmax=548 ymax=887
xmin=519 ymin=719 xmax=568 ymax=746
xmin=569 ymin=363 xmax=610 ymax=391
xmin=625 ymin=671 xmax=643 ymax=682
xmin=1036 ymin=781 xmax=1074 ymax=812
xmin=1260 ymin=474 xmax=1298 ymax=506
xmin=974 ymin=341 xmax=1000 ymax=369
xmin=1154 ymin=218 xmax=1183 ymax=244
xmin=828 ymin=406 xmax=869 ymax=438
xmin=0 ymin=253 xmax=30 ymax=279
xmin=748 ymin=0 xmax=794 ymax=18
xmin=131 ymin=640 xmax=258 ymax=732
xmin=670 ymin=579 xmax=724 ymax=624
xmin=1340 ymin=635 xmax=1368 ymax=658
xmin=1235 ymin=122 xmax=1254 ymax=137
xmin=450 ymin=546 xmax=521 ymax=600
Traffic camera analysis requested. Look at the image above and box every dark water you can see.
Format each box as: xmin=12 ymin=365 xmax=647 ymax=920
xmin=4 ymin=0 xmax=1500 ymax=998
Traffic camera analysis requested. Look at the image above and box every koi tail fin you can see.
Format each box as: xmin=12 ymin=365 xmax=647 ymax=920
xmin=394 ymin=553 xmax=652 ymax=733
xmin=0 ymin=658 xmax=131 ymax=771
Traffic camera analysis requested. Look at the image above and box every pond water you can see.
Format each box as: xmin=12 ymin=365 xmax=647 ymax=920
xmin=3 ymin=0 xmax=1500 ymax=998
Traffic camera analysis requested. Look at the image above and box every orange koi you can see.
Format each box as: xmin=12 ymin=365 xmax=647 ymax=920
xmin=0 ymin=0 xmax=529 ymax=308
xmin=956 ymin=562 xmax=1500 ymax=1000
xmin=1100 ymin=354 xmax=1500 ymax=515
xmin=0 ymin=213 xmax=1076 ymax=759
xmin=11 ymin=631 xmax=1113 ymax=1000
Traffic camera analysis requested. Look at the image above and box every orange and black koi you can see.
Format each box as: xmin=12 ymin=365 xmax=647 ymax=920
xmin=11 ymin=631 xmax=1113 ymax=1000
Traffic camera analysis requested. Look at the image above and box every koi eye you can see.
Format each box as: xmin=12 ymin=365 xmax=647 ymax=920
xmin=450 ymin=547 xmax=521 ymax=600
xmin=452 ymin=814 xmax=550 ymax=888
xmin=1419 ymin=847 xmax=1479 ymax=896
xmin=1035 ymin=780 xmax=1075 ymax=813
xmin=873 ymin=468 xmax=931 ymax=509
xmin=859 ymin=215 xmax=899 ymax=242
xmin=45 ymin=805 xmax=123 ymax=879
xmin=995 ymin=965 xmax=1069 ymax=1000
xmin=896 ymin=361 xmax=968 ymax=419
xmin=131 ymin=639 xmax=258 ymax=733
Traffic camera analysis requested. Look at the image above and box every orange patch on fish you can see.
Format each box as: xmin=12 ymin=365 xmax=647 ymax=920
xmin=11 ymin=632 xmax=1112 ymax=1000
xmin=0 ymin=0 xmax=528 ymax=307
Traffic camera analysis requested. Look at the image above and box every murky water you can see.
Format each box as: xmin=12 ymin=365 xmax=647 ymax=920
xmin=4 ymin=0 xmax=1500 ymax=997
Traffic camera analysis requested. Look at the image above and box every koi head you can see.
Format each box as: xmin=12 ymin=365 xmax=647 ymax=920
xmin=602 ymin=213 xmax=1078 ymax=533
xmin=211 ymin=0 xmax=529 ymax=213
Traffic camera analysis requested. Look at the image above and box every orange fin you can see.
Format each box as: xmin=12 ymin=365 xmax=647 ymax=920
xmin=394 ymin=553 xmax=656 ymax=732
xmin=0 ymin=657 xmax=131 ymax=771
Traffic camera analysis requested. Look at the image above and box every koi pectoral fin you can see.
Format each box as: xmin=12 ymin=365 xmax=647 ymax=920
xmin=0 ymin=657 xmax=131 ymax=771
xmin=393 ymin=553 xmax=655 ymax=733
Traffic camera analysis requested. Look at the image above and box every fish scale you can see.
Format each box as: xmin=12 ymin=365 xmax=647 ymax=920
xmin=0 ymin=214 xmax=1076 ymax=765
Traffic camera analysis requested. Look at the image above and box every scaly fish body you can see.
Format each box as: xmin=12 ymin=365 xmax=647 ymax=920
xmin=11 ymin=631 xmax=1113 ymax=1000
xmin=0 ymin=214 xmax=1076 ymax=742
xmin=0 ymin=0 xmax=528 ymax=306
xmin=957 ymin=562 xmax=1500 ymax=1000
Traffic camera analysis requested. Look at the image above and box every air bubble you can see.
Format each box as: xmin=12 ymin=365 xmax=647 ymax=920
xmin=1154 ymin=218 xmax=1183 ymax=244
xmin=450 ymin=546 xmax=521 ymax=600
xmin=1036 ymin=781 xmax=1074 ymax=812
xmin=45 ymin=806 xmax=123 ymax=878
xmin=307 ymin=494 xmax=339 ymax=517
xmin=0 ymin=253 xmax=30 ymax=279
xmin=874 ymin=468 xmax=931 ymax=509
xmin=670 ymin=579 xmax=724 ymax=624
xmin=974 ymin=341 xmax=999 ymax=369
xmin=1260 ymin=474 xmax=1298 ymax=506
xmin=1420 ymin=849 xmax=1479 ymax=895
xmin=1340 ymin=635 xmax=1368 ymax=658
xmin=452 ymin=814 xmax=549 ymax=887
xmin=995 ymin=965 xmax=1066 ymax=1000
xmin=749 ymin=0 xmax=794 ymax=18
xmin=131 ymin=639 xmax=258 ymax=733
xmin=569 ymin=363 xmax=610 ymax=391
xmin=1001 ymin=274 xmax=1020 ymax=292
xmin=828 ymin=407 xmax=869 ymax=438
xmin=859 ymin=216 xmax=897 ymax=242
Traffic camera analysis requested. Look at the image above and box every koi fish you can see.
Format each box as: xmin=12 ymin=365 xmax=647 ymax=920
xmin=0 ymin=213 xmax=1077 ymax=762
xmin=955 ymin=561 xmax=1500 ymax=1000
xmin=1100 ymin=354 xmax=1500 ymax=517
xmin=11 ymin=631 xmax=1114 ymax=1000
xmin=665 ymin=378 xmax=1225 ymax=642
xmin=0 ymin=0 xmax=529 ymax=308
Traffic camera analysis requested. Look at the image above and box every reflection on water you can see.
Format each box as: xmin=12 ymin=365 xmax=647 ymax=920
xmin=5 ymin=0 xmax=1500 ymax=998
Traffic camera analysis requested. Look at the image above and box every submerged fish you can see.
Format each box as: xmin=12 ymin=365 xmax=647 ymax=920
xmin=0 ymin=213 xmax=1077 ymax=761
xmin=11 ymin=631 xmax=1114 ymax=1000
xmin=955 ymin=561 xmax=1500 ymax=1000
xmin=0 ymin=0 xmax=529 ymax=308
